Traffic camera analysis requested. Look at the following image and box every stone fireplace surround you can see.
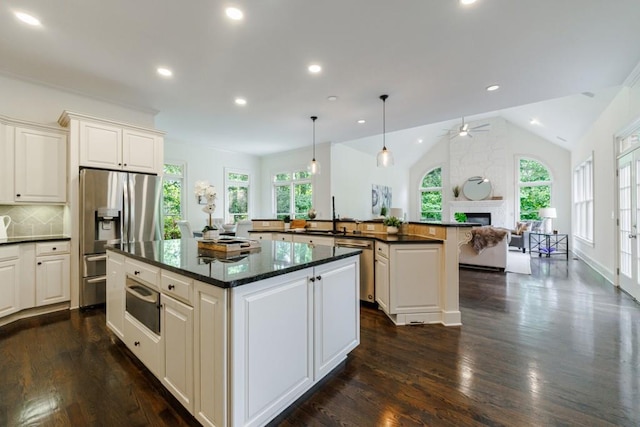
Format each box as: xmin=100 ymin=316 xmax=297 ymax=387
xmin=449 ymin=200 xmax=506 ymax=228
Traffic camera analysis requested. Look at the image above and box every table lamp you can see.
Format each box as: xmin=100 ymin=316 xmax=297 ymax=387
xmin=539 ymin=207 xmax=557 ymax=234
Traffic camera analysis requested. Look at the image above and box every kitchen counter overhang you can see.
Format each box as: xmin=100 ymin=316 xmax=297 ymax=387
xmin=107 ymin=238 xmax=361 ymax=288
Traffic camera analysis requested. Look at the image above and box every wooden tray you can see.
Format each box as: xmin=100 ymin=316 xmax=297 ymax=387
xmin=197 ymin=238 xmax=261 ymax=253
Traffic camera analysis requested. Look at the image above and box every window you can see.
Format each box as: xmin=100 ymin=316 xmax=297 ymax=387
xmin=225 ymin=169 xmax=250 ymax=223
xmin=518 ymin=158 xmax=552 ymax=220
xmin=574 ymin=155 xmax=593 ymax=242
xmin=162 ymin=163 xmax=184 ymax=239
xmin=420 ymin=167 xmax=442 ymax=221
xmin=273 ymin=170 xmax=312 ymax=219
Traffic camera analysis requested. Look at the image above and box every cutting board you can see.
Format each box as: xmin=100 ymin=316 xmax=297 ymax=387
xmin=197 ymin=238 xmax=261 ymax=252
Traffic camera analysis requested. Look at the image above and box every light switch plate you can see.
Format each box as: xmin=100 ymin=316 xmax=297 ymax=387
xmin=366 ymin=224 xmax=375 ymax=231
xmin=429 ymin=227 xmax=436 ymax=235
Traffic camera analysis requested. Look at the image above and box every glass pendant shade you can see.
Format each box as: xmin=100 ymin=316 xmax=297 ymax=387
xmin=307 ymin=116 xmax=320 ymax=175
xmin=377 ymin=94 xmax=393 ymax=167
xmin=377 ymin=147 xmax=394 ymax=167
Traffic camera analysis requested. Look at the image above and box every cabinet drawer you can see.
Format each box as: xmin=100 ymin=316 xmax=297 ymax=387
xmin=0 ymin=245 xmax=19 ymax=261
xmin=375 ymin=242 xmax=389 ymax=258
xmin=36 ymin=241 xmax=70 ymax=256
xmin=125 ymin=258 xmax=160 ymax=288
xmin=161 ymin=270 xmax=193 ymax=305
xmin=124 ymin=313 xmax=162 ymax=378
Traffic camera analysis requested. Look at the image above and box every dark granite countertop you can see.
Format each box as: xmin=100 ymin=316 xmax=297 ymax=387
xmin=107 ymin=238 xmax=361 ymax=289
xmin=0 ymin=235 xmax=71 ymax=246
xmin=250 ymin=230 xmax=445 ymax=244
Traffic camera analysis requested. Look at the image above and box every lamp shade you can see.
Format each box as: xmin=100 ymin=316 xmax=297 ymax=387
xmin=539 ymin=207 xmax=557 ymax=218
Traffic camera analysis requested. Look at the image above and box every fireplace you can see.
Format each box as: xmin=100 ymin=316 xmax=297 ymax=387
xmin=465 ymin=212 xmax=491 ymax=226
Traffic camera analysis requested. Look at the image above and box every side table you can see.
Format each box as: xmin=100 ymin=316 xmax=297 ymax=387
xmin=529 ymin=233 xmax=568 ymax=260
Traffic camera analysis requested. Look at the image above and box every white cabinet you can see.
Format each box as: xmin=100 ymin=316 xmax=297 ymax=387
xmin=229 ymin=268 xmax=314 ymax=427
xmin=0 ymin=246 xmax=20 ymax=317
xmin=76 ymin=117 xmax=163 ymax=174
xmin=274 ymin=232 xmax=293 ymax=242
xmin=124 ymin=312 xmax=163 ymax=377
xmin=35 ymin=242 xmax=70 ymax=306
xmin=250 ymin=232 xmax=273 ymax=241
xmin=375 ymin=242 xmax=390 ymax=313
xmin=0 ymin=119 xmax=67 ymax=204
xmin=161 ymin=293 xmax=194 ymax=412
xmin=106 ymin=250 xmax=126 ymax=338
xmin=375 ymin=242 xmax=443 ymax=325
xmin=194 ymin=280 xmax=228 ymax=427
xmin=313 ymin=257 xmax=359 ymax=379
xmin=293 ymin=234 xmax=334 ymax=247
xmin=14 ymin=127 xmax=67 ymax=203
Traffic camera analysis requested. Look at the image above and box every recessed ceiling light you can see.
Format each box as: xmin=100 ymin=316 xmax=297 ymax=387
xmin=157 ymin=67 xmax=173 ymax=77
xmin=15 ymin=11 xmax=41 ymax=26
xmin=308 ymin=64 xmax=322 ymax=74
xmin=235 ymin=97 xmax=247 ymax=105
xmin=357 ymin=119 xmax=366 ymax=124
xmin=486 ymin=84 xmax=500 ymax=92
xmin=327 ymin=96 xmax=338 ymax=101
xmin=530 ymin=118 xmax=540 ymax=125
xmin=417 ymin=139 xmax=423 ymax=143
xmin=460 ymin=0 xmax=477 ymax=5
xmin=225 ymin=7 xmax=244 ymax=20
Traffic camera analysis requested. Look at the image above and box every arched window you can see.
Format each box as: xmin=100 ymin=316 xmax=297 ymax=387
xmin=420 ymin=167 xmax=442 ymax=220
xmin=518 ymin=158 xmax=552 ymax=220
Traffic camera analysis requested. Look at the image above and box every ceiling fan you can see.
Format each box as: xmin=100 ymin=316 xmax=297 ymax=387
xmin=448 ymin=117 xmax=490 ymax=139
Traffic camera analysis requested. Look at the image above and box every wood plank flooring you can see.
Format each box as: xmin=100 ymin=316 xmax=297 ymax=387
xmin=1 ymin=254 xmax=639 ymax=426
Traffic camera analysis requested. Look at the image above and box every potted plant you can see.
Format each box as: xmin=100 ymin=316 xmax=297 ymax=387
xmin=454 ymin=212 xmax=467 ymax=223
xmin=452 ymin=185 xmax=461 ymax=199
xmin=383 ymin=216 xmax=403 ymax=234
xmin=283 ymin=215 xmax=291 ymax=230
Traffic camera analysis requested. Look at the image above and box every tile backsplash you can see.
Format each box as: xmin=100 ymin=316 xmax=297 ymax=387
xmin=0 ymin=205 xmax=65 ymax=237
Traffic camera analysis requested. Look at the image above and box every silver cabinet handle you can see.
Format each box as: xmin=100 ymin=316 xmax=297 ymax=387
xmin=86 ymin=255 xmax=107 ymax=262
xmin=629 ymin=234 xmax=637 ymax=239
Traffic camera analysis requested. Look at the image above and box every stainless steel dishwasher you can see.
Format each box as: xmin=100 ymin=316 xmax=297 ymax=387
xmin=335 ymin=238 xmax=375 ymax=303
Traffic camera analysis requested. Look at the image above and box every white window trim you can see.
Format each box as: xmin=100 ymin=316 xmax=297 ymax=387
xmin=272 ymin=169 xmax=312 ymax=218
xmin=224 ymin=167 xmax=251 ymax=223
xmin=516 ymin=157 xmax=553 ymax=221
xmin=418 ymin=167 xmax=443 ymax=221
xmin=573 ymin=155 xmax=594 ymax=245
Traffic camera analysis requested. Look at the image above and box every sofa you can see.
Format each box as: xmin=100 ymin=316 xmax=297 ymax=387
xmin=459 ymin=226 xmax=510 ymax=271
xmin=508 ymin=220 xmax=544 ymax=253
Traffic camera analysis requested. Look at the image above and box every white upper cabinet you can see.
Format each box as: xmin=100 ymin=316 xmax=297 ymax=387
xmin=14 ymin=127 xmax=67 ymax=203
xmin=0 ymin=116 xmax=67 ymax=204
xmin=60 ymin=111 xmax=164 ymax=175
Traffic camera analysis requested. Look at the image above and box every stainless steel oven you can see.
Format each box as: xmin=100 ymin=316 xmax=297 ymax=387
xmin=125 ymin=277 xmax=160 ymax=335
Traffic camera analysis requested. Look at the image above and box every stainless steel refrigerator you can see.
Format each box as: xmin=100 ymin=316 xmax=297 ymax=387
xmin=80 ymin=168 xmax=162 ymax=307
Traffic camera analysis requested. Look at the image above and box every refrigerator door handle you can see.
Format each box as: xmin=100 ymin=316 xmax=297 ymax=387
xmin=123 ymin=173 xmax=130 ymax=243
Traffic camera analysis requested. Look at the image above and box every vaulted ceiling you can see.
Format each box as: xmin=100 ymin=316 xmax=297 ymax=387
xmin=1 ymin=1 xmax=639 ymax=164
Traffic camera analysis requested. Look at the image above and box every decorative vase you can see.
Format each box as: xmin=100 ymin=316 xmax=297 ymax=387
xmin=387 ymin=226 xmax=398 ymax=234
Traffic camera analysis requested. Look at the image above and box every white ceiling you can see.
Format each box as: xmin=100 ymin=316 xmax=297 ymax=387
xmin=1 ymin=1 xmax=639 ymax=164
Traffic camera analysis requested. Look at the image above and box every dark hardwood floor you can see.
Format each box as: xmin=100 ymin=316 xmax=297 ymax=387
xmin=2 ymin=253 xmax=639 ymax=426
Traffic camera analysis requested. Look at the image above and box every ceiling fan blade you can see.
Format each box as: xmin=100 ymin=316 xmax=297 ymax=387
xmin=472 ymin=123 xmax=490 ymax=129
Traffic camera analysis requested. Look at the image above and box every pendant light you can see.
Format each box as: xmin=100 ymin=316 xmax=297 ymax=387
xmin=377 ymin=94 xmax=394 ymax=167
xmin=307 ymin=116 xmax=320 ymax=175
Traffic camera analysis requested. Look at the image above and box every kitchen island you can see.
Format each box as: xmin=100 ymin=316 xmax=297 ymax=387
xmin=106 ymin=238 xmax=361 ymax=427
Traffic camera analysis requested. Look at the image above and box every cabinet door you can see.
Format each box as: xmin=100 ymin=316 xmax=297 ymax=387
xmin=313 ymin=257 xmax=359 ymax=379
xmin=14 ymin=127 xmax=67 ymax=203
xmin=389 ymin=245 xmax=441 ymax=314
xmin=292 ymin=235 xmax=334 ymax=246
xmin=122 ymin=129 xmax=162 ymax=174
xmin=0 ymin=259 xmax=20 ymax=317
xmin=106 ymin=251 xmax=125 ymax=338
xmin=161 ymin=294 xmax=194 ymax=413
xmin=229 ymin=269 xmax=313 ymax=427
xmin=194 ymin=281 xmax=228 ymax=427
xmin=0 ymin=123 xmax=14 ymax=203
xmin=79 ymin=121 xmax=123 ymax=169
xmin=375 ymin=252 xmax=390 ymax=313
xmin=35 ymin=254 xmax=70 ymax=306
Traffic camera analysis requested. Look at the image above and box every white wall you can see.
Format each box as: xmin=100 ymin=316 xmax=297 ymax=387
xmin=410 ymin=117 xmax=571 ymax=230
xmin=164 ymin=140 xmax=261 ymax=230
xmin=331 ymin=144 xmax=409 ymax=221
xmin=571 ymin=82 xmax=640 ymax=283
xmin=0 ymin=74 xmax=155 ymax=127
